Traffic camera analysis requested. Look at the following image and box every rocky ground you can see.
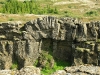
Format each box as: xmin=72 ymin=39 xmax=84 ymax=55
xmin=0 ymin=65 xmax=100 ymax=75
xmin=52 ymin=65 xmax=100 ymax=75
xmin=0 ymin=66 xmax=41 ymax=75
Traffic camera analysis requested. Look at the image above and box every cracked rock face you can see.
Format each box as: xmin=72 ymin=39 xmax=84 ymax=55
xmin=0 ymin=16 xmax=100 ymax=70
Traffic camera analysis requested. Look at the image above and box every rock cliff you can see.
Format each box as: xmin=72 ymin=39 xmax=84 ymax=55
xmin=0 ymin=16 xmax=100 ymax=70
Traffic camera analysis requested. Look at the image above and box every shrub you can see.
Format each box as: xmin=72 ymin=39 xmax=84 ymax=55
xmin=85 ymin=11 xmax=98 ymax=16
xmin=10 ymin=61 xmax=18 ymax=70
xmin=64 ymin=11 xmax=68 ymax=13
xmin=9 ymin=18 xmax=14 ymax=21
xmin=2 ymin=0 xmax=58 ymax=15
xmin=0 ymin=1 xmax=5 ymax=4
xmin=54 ymin=7 xmax=58 ymax=14
xmin=34 ymin=50 xmax=71 ymax=75
xmin=41 ymin=60 xmax=71 ymax=75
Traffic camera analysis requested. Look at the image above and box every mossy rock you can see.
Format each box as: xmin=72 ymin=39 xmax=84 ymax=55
xmin=96 ymin=39 xmax=100 ymax=43
xmin=84 ymin=49 xmax=90 ymax=52
xmin=85 ymin=41 xmax=94 ymax=44
xmin=34 ymin=50 xmax=54 ymax=69
xmin=34 ymin=50 xmax=71 ymax=75
xmin=76 ymin=47 xmax=85 ymax=52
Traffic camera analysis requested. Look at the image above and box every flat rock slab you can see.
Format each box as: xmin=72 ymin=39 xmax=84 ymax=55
xmin=52 ymin=65 xmax=100 ymax=75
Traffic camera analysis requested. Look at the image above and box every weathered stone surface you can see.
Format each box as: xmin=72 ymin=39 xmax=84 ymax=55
xmin=16 ymin=66 xmax=41 ymax=75
xmin=64 ymin=65 xmax=100 ymax=75
xmin=0 ymin=66 xmax=41 ymax=75
xmin=0 ymin=41 xmax=13 ymax=69
xmin=51 ymin=70 xmax=66 ymax=75
xmin=51 ymin=65 xmax=100 ymax=75
xmin=0 ymin=65 xmax=99 ymax=75
xmin=1 ymin=16 xmax=100 ymax=70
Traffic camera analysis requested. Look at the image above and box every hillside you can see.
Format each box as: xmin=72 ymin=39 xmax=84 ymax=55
xmin=0 ymin=0 xmax=100 ymax=22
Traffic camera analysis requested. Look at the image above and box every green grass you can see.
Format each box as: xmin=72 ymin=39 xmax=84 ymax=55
xmin=85 ymin=10 xmax=98 ymax=17
xmin=10 ymin=61 xmax=18 ymax=70
xmin=34 ymin=50 xmax=71 ymax=75
xmin=41 ymin=60 xmax=71 ymax=75
xmin=8 ymin=18 xmax=14 ymax=21
xmin=0 ymin=0 xmax=100 ymax=22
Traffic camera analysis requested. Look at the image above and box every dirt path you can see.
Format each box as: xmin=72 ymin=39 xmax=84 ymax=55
xmin=53 ymin=1 xmax=79 ymax=5
xmin=53 ymin=0 xmax=96 ymax=8
xmin=74 ymin=0 xmax=93 ymax=3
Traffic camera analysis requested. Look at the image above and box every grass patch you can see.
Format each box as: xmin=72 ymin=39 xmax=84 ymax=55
xmin=9 ymin=18 xmax=14 ymax=21
xmin=64 ymin=10 xmax=83 ymax=19
xmin=41 ymin=60 xmax=71 ymax=75
xmin=85 ymin=10 xmax=98 ymax=17
xmin=0 ymin=0 xmax=100 ymax=22
xmin=10 ymin=61 xmax=18 ymax=70
xmin=34 ymin=50 xmax=71 ymax=75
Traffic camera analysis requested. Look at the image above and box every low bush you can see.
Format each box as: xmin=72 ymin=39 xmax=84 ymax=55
xmin=34 ymin=50 xmax=71 ymax=75
xmin=85 ymin=11 xmax=98 ymax=16
xmin=10 ymin=61 xmax=18 ymax=70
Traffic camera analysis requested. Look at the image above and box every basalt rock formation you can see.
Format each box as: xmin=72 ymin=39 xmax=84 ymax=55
xmin=0 ymin=16 xmax=100 ymax=70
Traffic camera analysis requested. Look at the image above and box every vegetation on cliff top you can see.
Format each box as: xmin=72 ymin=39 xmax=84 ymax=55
xmin=2 ymin=0 xmax=58 ymax=14
xmin=0 ymin=0 xmax=100 ymax=22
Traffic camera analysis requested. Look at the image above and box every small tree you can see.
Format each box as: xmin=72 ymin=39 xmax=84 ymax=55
xmin=54 ymin=7 xmax=58 ymax=14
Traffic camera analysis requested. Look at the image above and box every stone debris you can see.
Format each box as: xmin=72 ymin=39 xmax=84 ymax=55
xmin=52 ymin=65 xmax=100 ymax=75
xmin=0 ymin=66 xmax=41 ymax=75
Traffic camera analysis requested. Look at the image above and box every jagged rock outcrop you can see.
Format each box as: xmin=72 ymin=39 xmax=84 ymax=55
xmin=24 ymin=16 xmax=100 ymax=66
xmin=0 ymin=16 xmax=100 ymax=70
